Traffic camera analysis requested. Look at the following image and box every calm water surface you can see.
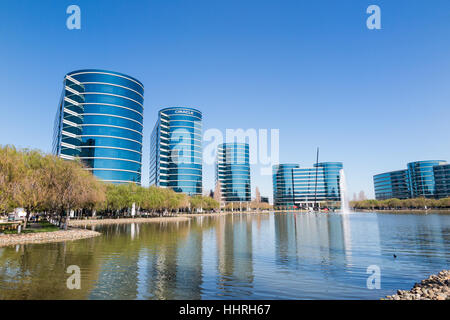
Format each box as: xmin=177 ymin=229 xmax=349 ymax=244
xmin=0 ymin=212 xmax=449 ymax=299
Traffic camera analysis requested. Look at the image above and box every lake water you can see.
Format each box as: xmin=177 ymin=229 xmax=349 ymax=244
xmin=0 ymin=212 xmax=449 ymax=300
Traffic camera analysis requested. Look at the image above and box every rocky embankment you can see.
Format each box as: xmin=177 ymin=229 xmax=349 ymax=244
xmin=0 ymin=229 xmax=101 ymax=247
xmin=385 ymin=270 xmax=450 ymax=300
xmin=68 ymin=216 xmax=190 ymax=226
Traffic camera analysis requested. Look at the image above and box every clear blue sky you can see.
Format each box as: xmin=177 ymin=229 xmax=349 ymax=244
xmin=0 ymin=0 xmax=449 ymax=201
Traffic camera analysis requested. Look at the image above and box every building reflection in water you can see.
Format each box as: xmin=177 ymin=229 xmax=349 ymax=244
xmin=274 ymin=212 xmax=381 ymax=273
xmin=4 ymin=212 xmax=450 ymax=300
xmin=215 ymin=214 xmax=255 ymax=297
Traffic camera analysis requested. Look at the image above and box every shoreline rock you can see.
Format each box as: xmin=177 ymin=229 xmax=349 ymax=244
xmin=0 ymin=228 xmax=101 ymax=247
xmin=384 ymin=270 xmax=450 ymax=300
xmin=68 ymin=216 xmax=191 ymax=226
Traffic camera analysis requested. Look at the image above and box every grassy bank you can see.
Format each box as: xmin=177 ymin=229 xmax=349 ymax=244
xmin=1 ymin=221 xmax=59 ymax=234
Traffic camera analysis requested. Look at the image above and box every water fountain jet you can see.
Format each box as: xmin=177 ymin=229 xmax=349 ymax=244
xmin=339 ymin=169 xmax=350 ymax=214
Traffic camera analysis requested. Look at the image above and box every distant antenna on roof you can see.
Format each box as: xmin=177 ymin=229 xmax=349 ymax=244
xmin=314 ymin=147 xmax=319 ymax=208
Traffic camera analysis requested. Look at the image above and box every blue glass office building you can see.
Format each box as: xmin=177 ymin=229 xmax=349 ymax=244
xmin=216 ymin=143 xmax=251 ymax=202
xmin=149 ymin=107 xmax=202 ymax=195
xmin=407 ymin=160 xmax=447 ymax=198
xmin=272 ymin=164 xmax=299 ymax=206
xmin=53 ymin=69 xmax=144 ymax=184
xmin=434 ymin=164 xmax=450 ymax=199
xmin=373 ymin=160 xmax=449 ymax=200
xmin=373 ymin=170 xmax=410 ymax=200
xmin=273 ymin=162 xmax=344 ymax=208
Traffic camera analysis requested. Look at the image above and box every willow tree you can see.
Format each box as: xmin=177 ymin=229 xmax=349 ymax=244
xmin=45 ymin=157 xmax=103 ymax=229
xmin=0 ymin=146 xmax=20 ymax=214
xmin=104 ymin=184 xmax=128 ymax=216
xmin=12 ymin=150 xmax=53 ymax=228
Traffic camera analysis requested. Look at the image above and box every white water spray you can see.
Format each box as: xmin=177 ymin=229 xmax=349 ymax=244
xmin=339 ymin=169 xmax=350 ymax=214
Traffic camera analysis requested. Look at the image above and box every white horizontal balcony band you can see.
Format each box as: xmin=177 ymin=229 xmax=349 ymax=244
xmin=81 ymin=92 xmax=143 ymax=108
xmin=68 ymin=71 xmax=144 ymax=90
xmin=167 ymin=126 xmax=202 ymax=133
xmin=81 ymin=113 xmax=143 ymax=127
xmin=80 ymin=124 xmax=143 ymax=136
xmin=63 ymin=107 xmax=81 ymax=118
xmin=169 ymin=137 xmax=202 ymax=143
xmin=63 ymin=119 xmax=79 ymax=128
xmin=160 ymin=124 xmax=169 ymax=129
xmin=65 ymin=85 xmax=82 ymax=96
xmin=218 ymin=146 xmax=249 ymax=150
xmin=219 ymin=183 xmax=250 ymax=187
xmin=79 ymin=135 xmax=142 ymax=145
xmin=160 ymin=135 xmax=169 ymax=140
xmin=81 ymin=82 xmax=144 ymax=99
xmin=60 ymin=154 xmax=75 ymax=160
xmin=166 ymin=173 xmax=202 ymax=177
xmin=165 ymin=179 xmax=202 ymax=183
xmin=102 ymin=179 xmax=141 ymax=185
xmin=168 ymin=122 xmax=202 ymax=128
xmin=82 ymin=102 xmax=143 ymax=117
xmin=85 ymin=167 xmax=141 ymax=174
xmin=64 ymin=96 xmax=81 ymax=107
xmin=60 ymin=142 xmax=78 ymax=149
xmin=79 ymin=156 xmax=141 ymax=165
xmin=79 ymin=145 xmax=142 ymax=155
xmin=65 ymin=75 xmax=82 ymax=85
xmin=168 ymin=143 xmax=202 ymax=149
xmin=61 ymin=130 xmax=80 ymax=139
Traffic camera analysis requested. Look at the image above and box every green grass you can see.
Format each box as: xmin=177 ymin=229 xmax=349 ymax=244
xmin=2 ymin=221 xmax=60 ymax=234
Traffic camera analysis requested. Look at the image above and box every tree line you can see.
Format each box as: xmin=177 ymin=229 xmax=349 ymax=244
xmin=350 ymin=197 xmax=450 ymax=210
xmin=0 ymin=146 xmax=219 ymax=229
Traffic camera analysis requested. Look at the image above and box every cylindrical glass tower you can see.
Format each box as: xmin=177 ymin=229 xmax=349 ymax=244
xmin=216 ymin=142 xmax=251 ymax=202
xmin=53 ymin=69 xmax=144 ymax=184
xmin=272 ymin=164 xmax=299 ymax=207
xmin=407 ymin=160 xmax=447 ymax=198
xmin=149 ymin=107 xmax=202 ymax=195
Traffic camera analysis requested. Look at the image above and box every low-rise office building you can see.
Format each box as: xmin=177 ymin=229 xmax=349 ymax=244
xmin=373 ymin=170 xmax=410 ymax=200
xmin=373 ymin=160 xmax=449 ymax=200
xmin=272 ymin=162 xmax=344 ymax=208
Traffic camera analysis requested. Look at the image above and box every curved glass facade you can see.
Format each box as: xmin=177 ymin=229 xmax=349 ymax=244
xmin=53 ymin=69 xmax=144 ymax=184
xmin=315 ymin=162 xmax=343 ymax=201
xmin=373 ymin=160 xmax=449 ymax=200
xmin=272 ymin=164 xmax=299 ymax=206
xmin=216 ymin=143 xmax=251 ymax=202
xmin=434 ymin=164 xmax=450 ymax=199
xmin=273 ymin=162 xmax=344 ymax=208
xmin=374 ymin=170 xmax=410 ymax=200
xmin=149 ymin=107 xmax=202 ymax=195
xmin=407 ymin=160 xmax=446 ymax=198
